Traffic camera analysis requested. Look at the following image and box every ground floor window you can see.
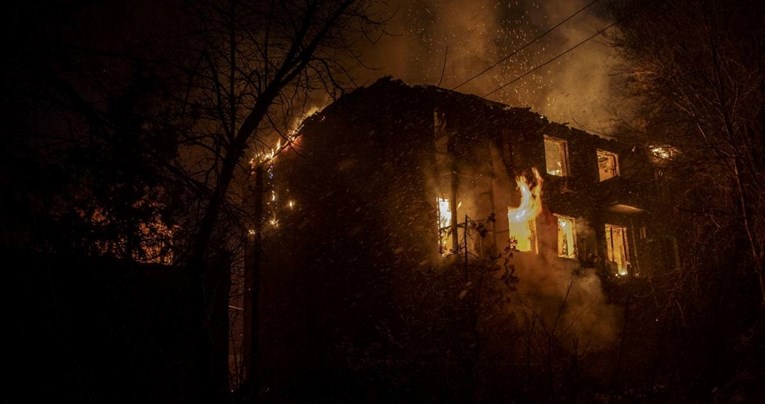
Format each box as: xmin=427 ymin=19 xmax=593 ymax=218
xmin=605 ymin=223 xmax=630 ymax=276
xmin=437 ymin=197 xmax=452 ymax=255
xmin=508 ymin=217 xmax=537 ymax=253
xmin=555 ymin=214 xmax=576 ymax=258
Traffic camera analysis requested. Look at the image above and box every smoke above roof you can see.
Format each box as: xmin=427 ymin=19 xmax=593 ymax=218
xmin=359 ymin=0 xmax=634 ymax=135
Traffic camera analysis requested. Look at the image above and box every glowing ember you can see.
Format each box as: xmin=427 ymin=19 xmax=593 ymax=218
xmin=649 ymin=145 xmax=677 ymax=162
xmin=507 ymin=168 xmax=543 ymax=252
xmin=251 ymin=131 xmax=300 ymax=167
xmin=249 ymin=107 xmax=317 ymax=168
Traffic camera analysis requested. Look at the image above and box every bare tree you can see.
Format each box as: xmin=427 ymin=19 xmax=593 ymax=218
xmin=610 ymin=0 xmax=765 ymax=305
xmin=167 ymin=0 xmax=384 ymax=398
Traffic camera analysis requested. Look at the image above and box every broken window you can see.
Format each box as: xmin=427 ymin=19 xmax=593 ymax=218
xmin=437 ymin=197 xmax=452 ymax=255
xmin=544 ymin=136 xmax=569 ymax=177
xmin=597 ymin=149 xmax=619 ymax=181
xmin=555 ymin=214 xmax=576 ymax=258
xmin=605 ymin=224 xmax=630 ymax=276
xmin=508 ymin=217 xmax=537 ymax=253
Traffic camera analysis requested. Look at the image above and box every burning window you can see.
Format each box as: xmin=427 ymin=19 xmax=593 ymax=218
xmin=605 ymin=224 xmax=630 ymax=276
xmin=597 ymin=149 xmax=619 ymax=181
xmin=555 ymin=214 xmax=576 ymax=258
xmin=437 ymin=197 xmax=452 ymax=255
xmin=544 ymin=136 xmax=569 ymax=177
xmin=508 ymin=168 xmax=542 ymax=253
xmin=509 ymin=219 xmax=537 ymax=252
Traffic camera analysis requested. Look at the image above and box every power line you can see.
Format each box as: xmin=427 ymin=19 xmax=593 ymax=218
xmin=484 ymin=0 xmax=656 ymax=98
xmin=451 ymin=0 xmax=601 ymax=91
xmin=484 ymin=18 xmax=617 ymax=97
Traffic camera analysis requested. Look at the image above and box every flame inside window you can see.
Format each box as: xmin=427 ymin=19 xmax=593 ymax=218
xmin=605 ymin=223 xmax=630 ymax=276
xmin=508 ymin=168 xmax=542 ymax=253
xmin=437 ymin=197 xmax=452 ymax=255
xmin=556 ymin=214 xmax=576 ymax=258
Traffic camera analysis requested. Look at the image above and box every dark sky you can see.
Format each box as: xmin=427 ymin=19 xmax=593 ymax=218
xmin=358 ymin=0 xmax=632 ymax=135
xmin=10 ymin=0 xmax=630 ymax=137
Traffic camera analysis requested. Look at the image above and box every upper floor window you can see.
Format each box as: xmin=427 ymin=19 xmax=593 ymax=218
xmin=555 ymin=214 xmax=576 ymax=258
xmin=544 ymin=136 xmax=569 ymax=177
xmin=597 ymin=149 xmax=619 ymax=181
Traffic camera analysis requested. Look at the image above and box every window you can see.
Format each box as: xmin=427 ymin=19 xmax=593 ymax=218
xmin=544 ymin=136 xmax=569 ymax=176
xmin=597 ymin=149 xmax=619 ymax=181
xmin=605 ymin=224 xmax=630 ymax=276
xmin=437 ymin=197 xmax=452 ymax=255
xmin=508 ymin=216 xmax=537 ymax=253
xmin=555 ymin=214 xmax=576 ymax=258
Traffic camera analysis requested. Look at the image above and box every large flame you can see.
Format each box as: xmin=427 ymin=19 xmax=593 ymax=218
xmin=508 ymin=168 xmax=543 ymax=252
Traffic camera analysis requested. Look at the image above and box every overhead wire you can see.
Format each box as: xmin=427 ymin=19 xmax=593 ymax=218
xmin=451 ymin=0 xmax=601 ymax=91
xmin=483 ymin=0 xmax=657 ymax=98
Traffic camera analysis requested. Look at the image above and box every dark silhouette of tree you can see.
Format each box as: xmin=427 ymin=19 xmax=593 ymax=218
xmin=3 ymin=0 xmax=385 ymax=399
xmin=611 ymin=0 xmax=765 ymax=303
xmin=163 ymin=0 xmax=384 ymax=398
xmin=608 ymin=0 xmax=765 ymax=399
xmin=1 ymin=1 xmax=183 ymax=262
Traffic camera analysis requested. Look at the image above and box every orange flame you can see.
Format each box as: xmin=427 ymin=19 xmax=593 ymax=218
xmin=508 ymin=168 xmax=543 ymax=252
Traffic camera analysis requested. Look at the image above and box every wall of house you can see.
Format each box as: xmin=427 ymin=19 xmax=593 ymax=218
xmin=257 ymin=77 xmax=673 ymax=399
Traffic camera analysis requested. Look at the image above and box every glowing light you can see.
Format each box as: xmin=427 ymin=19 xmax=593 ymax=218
xmin=250 ymin=107 xmax=317 ymax=167
xmin=507 ymin=168 xmax=543 ymax=252
xmin=556 ymin=215 xmax=576 ymax=258
xmin=649 ymin=145 xmax=678 ymax=163
xmin=437 ymin=197 xmax=452 ymax=256
xmin=650 ymin=146 xmax=671 ymax=160
xmin=605 ymin=223 xmax=630 ymax=275
xmin=287 ymin=200 xmax=295 ymax=209
xmin=269 ymin=218 xmax=279 ymax=227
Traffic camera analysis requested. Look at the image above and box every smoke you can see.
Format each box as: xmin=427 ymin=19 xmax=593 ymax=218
xmin=361 ymin=0 xmax=630 ymax=134
xmin=511 ymin=250 xmax=620 ymax=351
xmin=484 ymin=155 xmax=620 ymax=351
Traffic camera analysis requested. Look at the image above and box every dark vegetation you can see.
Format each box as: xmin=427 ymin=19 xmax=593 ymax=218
xmin=3 ymin=0 xmax=764 ymax=402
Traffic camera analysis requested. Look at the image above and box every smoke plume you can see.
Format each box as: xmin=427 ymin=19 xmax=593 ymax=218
xmin=361 ymin=0 xmax=629 ymax=134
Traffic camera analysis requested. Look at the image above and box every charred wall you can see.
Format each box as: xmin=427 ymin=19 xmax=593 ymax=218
xmin=259 ymin=78 xmax=442 ymax=398
xmin=257 ymin=77 xmax=673 ymax=399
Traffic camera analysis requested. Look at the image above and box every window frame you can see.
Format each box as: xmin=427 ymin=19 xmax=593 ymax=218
xmin=544 ymin=135 xmax=570 ymax=177
xmin=596 ymin=149 xmax=620 ymax=182
xmin=508 ymin=214 xmax=538 ymax=253
xmin=437 ymin=197 xmax=452 ymax=256
xmin=554 ymin=214 xmax=577 ymax=259
xmin=605 ymin=223 xmax=630 ymax=276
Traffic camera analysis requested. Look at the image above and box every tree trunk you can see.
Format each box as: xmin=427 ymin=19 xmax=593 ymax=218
xmin=242 ymin=165 xmax=264 ymax=395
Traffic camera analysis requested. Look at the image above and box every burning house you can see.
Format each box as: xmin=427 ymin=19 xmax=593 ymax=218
xmin=255 ymin=77 xmax=680 ymax=398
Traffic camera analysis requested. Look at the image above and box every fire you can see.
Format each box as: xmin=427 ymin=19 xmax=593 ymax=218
xmin=437 ymin=197 xmax=452 ymax=255
xmin=250 ymin=131 xmax=301 ymax=168
xmin=249 ymin=108 xmax=319 ymax=168
xmin=649 ymin=145 xmax=678 ymax=164
xmin=508 ymin=168 xmax=543 ymax=252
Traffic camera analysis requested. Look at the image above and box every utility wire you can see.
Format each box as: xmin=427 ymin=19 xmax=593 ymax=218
xmin=484 ymin=0 xmax=656 ymax=98
xmin=484 ymin=18 xmax=617 ymax=97
xmin=451 ymin=0 xmax=601 ymax=91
